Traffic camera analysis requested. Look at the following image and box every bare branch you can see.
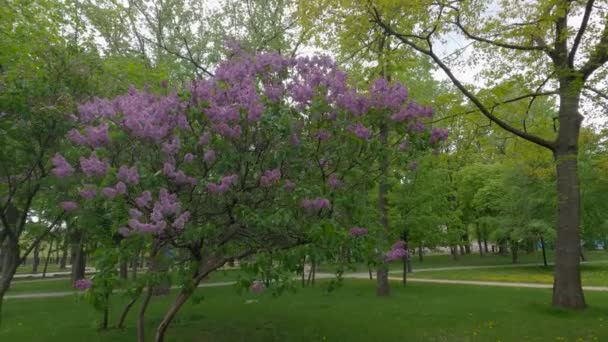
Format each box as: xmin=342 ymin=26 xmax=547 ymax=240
xmin=580 ymin=13 xmax=608 ymax=79
xmin=569 ymin=0 xmax=596 ymax=67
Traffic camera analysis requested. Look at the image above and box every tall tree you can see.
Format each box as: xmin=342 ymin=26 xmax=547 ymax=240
xmin=365 ymin=0 xmax=608 ymax=309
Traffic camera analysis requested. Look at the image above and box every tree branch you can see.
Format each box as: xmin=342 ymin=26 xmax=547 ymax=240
xmin=19 ymin=212 xmax=65 ymax=264
xmin=580 ymin=13 xmax=608 ymax=79
xmin=569 ymin=0 xmax=596 ymax=68
xmin=370 ymin=7 xmax=555 ymax=151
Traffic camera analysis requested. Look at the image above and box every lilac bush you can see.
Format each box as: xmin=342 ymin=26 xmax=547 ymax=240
xmin=53 ymin=49 xmax=445 ymax=341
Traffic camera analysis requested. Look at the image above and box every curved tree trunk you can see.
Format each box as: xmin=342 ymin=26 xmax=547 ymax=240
xmin=552 ymin=83 xmax=585 ymax=309
xmin=155 ymin=290 xmax=190 ymax=342
xmin=137 ymin=287 xmax=153 ymax=342
xmin=117 ymin=287 xmax=143 ymax=328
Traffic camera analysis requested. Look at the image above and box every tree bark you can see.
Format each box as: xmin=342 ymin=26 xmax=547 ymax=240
xmin=552 ymin=81 xmax=586 ymax=309
xmin=59 ymin=235 xmax=68 ymax=270
xmin=511 ymin=242 xmax=519 ymax=264
xmin=137 ymin=287 xmax=153 ymax=342
xmin=476 ymin=224 xmax=483 ymax=257
xmin=71 ymin=231 xmax=85 ymax=283
xmin=540 ymin=237 xmax=548 ymax=267
xmin=42 ymin=239 xmax=53 ymax=278
xmin=117 ymin=287 xmax=143 ymax=328
xmin=155 ymin=290 xmax=190 ymax=342
xmin=376 ymin=264 xmax=390 ymax=296
xmin=376 ymin=121 xmax=390 ymax=297
xmin=483 ymin=239 xmax=489 ymax=254
xmin=402 ymin=254 xmax=407 ymax=287
xmin=119 ymin=259 xmax=128 ymax=279
xmin=418 ymin=245 xmax=423 ymax=262
xmin=0 ymin=238 xmax=19 ymax=325
xmin=32 ymin=243 xmax=40 ymax=273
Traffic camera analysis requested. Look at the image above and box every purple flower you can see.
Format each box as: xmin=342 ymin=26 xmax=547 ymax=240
xmin=260 ymin=168 xmax=281 ymax=187
xmin=349 ymin=227 xmax=368 ymax=236
xmin=203 ymin=150 xmax=216 ymax=163
xmin=102 ymin=187 xmax=118 ymax=199
xmin=429 ymin=127 xmax=449 ymax=144
xmin=328 ymin=174 xmax=342 ymax=189
xmin=129 ymin=209 xmax=143 ymax=219
xmin=135 ymin=191 xmax=152 ymax=209
xmin=283 ymin=180 xmax=296 ymax=192
xmin=162 ymin=137 xmax=180 ymax=156
xmin=79 ymin=153 xmax=109 ymax=177
xmin=60 ymin=201 xmax=78 ymax=212
xmin=79 ymin=187 xmax=96 ymax=200
xmin=198 ymin=132 xmax=210 ymax=145
xmin=348 ymin=122 xmax=371 ymax=140
xmin=399 ymin=140 xmax=410 ymax=151
xmin=250 ymin=281 xmax=266 ymax=294
xmin=183 ymin=153 xmax=195 ymax=163
xmin=85 ymin=123 xmax=110 ymax=148
xmin=385 ymin=248 xmax=407 ymax=262
xmin=67 ymin=129 xmax=86 ymax=145
xmin=118 ymin=227 xmax=131 ymax=237
xmin=315 ymin=129 xmax=330 ymax=141
xmin=74 ymin=278 xmax=92 ymax=290
xmin=301 ymin=197 xmax=331 ymax=213
xmin=173 ymin=211 xmax=191 ymax=230
xmin=117 ymin=166 xmax=139 ymax=185
xmin=207 ymin=174 xmax=239 ymax=194
xmin=51 ymin=153 xmax=75 ymax=178
xmin=115 ymin=181 xmax=127 ymax=195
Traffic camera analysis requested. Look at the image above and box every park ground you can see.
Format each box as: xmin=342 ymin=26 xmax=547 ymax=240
xmin=2 ymin=251 xmax=608 ymax=341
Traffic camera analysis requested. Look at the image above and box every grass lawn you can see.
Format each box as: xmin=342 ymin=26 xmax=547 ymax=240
xmin=15 ymin=265 xmax=64 ymax=274
xmin=318 ymin=250 xmax=608 ymax=273
xmin=7 ymin=268 xmax=242 ymax=294
xmin=2 ymin=280 xmax=608 ymax=341
xmin=407 ymin=263 xmax=608 ymax=286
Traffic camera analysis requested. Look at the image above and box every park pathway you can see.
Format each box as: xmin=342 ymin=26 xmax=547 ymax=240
xmin=7 ymin=265 xmax=608 ymax=299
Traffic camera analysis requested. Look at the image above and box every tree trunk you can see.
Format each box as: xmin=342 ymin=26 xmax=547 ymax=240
xmin=552 ymin=84 xmax=586 ymax=309
xmin=137 ymin=287 xmax=153 ymax=342
xmin=0 ymin=238 xmax=19 ymax=325
xmin=119 ymin=259 xmax=128 ymax=279
xmin=450 ymin=246 xmax=459 ymax=260
xmin=476 ymin=224 xmax=483 ymax=257
xmin=511 ymin=243 xmax=519 ymax=264
xmin=402 ymin=254 xmax=407 ymax=287
xmin=459 ymin=244 xmax=465 ymax=256
xmin=32 ymin=243 xmax=40 ymax=273
xmin=155 ymin=290 xmax=190 ymax=342
xmin=418 ymin=245 xmax=423 ymax=262
xmin=580 ymin=251 xmax=586 ymax=262
xmin=131 ymin=257 xmax=138 ymax=280
xmin=541 ymin=237 xmax=548 ymax=267
xmin=42 ymin=239 xmax=53 ymax=278
xmin=71 ymin=231 xmax=85 ymax=283
xmin=59 ymin=236 xmax=68 ymax=270
xmin=375 ymin=264 xmax=390 ymax=296
xmin=376 ymin=121 xmax=390 ymax=297
xmin=117 ymin=287 xmax=142 ymax=328
xmin=368 ymin=264 xmax=373 ymax=280
xmin=483 ymin=239 xmax=489 ymax=254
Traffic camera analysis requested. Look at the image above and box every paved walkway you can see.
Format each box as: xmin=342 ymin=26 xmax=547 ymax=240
xmin=7 ymin=260 xmax=608 ymax=300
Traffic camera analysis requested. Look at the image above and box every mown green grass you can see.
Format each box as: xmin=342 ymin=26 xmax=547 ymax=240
xmin=319 ymin=250 xmax=608 ymax=273
xmin=2 ymin=280 xmax=608 ymax=341
xmin=8 ymin=268 xmax=242 ymax=294
xmin=408 ymin=263 xmax=608 ymax=286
